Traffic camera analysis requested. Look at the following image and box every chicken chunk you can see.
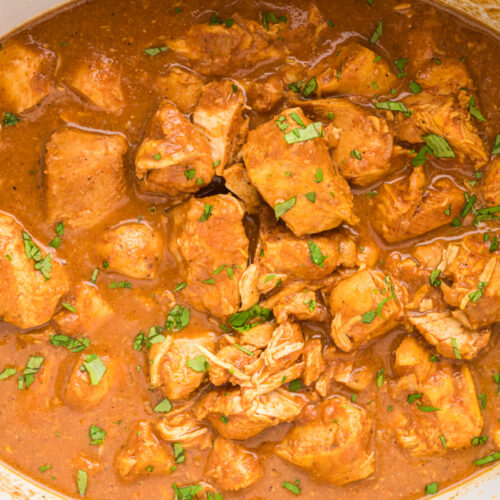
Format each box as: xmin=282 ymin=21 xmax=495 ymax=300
xmin=415 ymin=59 xmax=474 ymax=98
xmin=155 ymin=409 xmax=212 ymax=450
xmin=194 ymin=388 xmax=308 ymax=440
xmin=64 ymin=354 xmax=115 ymax=411
xmin=149 ymin=330 xmax=216 ymax=400
xmin=371 ymin=166 xmax=463 ymax=243
xmin=274 ymin=290 xmax=328 ymax=324
xmin=169 ymin=194 xmax=248 ymax=318
xmin=291 ymin=97 xmax=399 ymax=186
xmin=115 ymin=421 xmax=174 ymax=481
xmin=438 ymin=235 xmax=500 ymax=329
xmin=222 ymin=163 xmax=261 ymax=214
xmin=168 ymin=13 xmax=285 ymax=76
xmin=309 ymin=42 xmax=397 ymax=98
xmin=303 ymin=338 xmax=325 ymax=386
xmin=205 ymin=438 xmax=263 ymax=491
xmin=135 ymin=100 xmax=214 ymax=197
xmin=481 ymin=156 xmax=500 ymax=206
xmin=329 ymin=269 xmax=405 ymax=352
xmin=0 ymin=41 xmax=55 ymax=113
xmin=247 ymin=74 xmax=283 ymax=112
xmin=96 ymin=222 xmax=162 ymax=280
xmin=0 ymin=213 xmax=69 ymax=329
xmin=391 ymin=336 xmax=483 ymax=455
xmin=254 ymin=206 xmax=356 ymax=290
xmin=397 ymin=92 xmax=488 ymax=168
xmin=409 ymin=310 xmax=490 ymax=360
xmin=66 ymin=54 xmax=125 ymax=114
xmin=242 ymin=108 xmax=357 ymax=237
xmin=193 ymin=81 xmax=249 ymax=173
xmin=44 ymin=127 xmax=128 ymax=229
xmin=156 ymin=67 xmax=203 ymax=114
xmin=274 ymin=397 xmax=375 ymax=485
xmin=53 ymin=282 xmax=112 ymax=336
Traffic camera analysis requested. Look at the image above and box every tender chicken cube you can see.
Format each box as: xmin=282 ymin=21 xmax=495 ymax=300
xmin=391 ymin=336 xmax=483 ymax=455
xmin=149 ymin=330 xmax=216 ymax=401
xmin=292 ymin=97 xmax=399 ymax=186
xmin=309 ymin=42 xmax=397 ymax=98
xmin=44 ymin=127 xmax=128 ymax=229
xmin=409 ymin=310 xmax=490 ymax=360
xmin=275 ymin=396 xmax=375 ymax=485
xmin=397 ymin=92 xmax=488 ymax=168
xmin=222 ymin=163 xmax=261 ymax=214
xmin=66 ymin=54 xmax=125 ymax=114
xmin=135 ymin=100 xmax=214 ymax=197
xmin=96 ymin=222 xmax=162 ymax=280
xmin=53 ymin=282 xmax=112 ymax=336
xmin=193 ymin=81 xmax=249 ymax=173
xmin=169 ymin=194 xmax=248 ymax=318
xmin=194 ymin=388 xmax=308 ymax=440
xmin=481 ymin=157 xmax=500 ymax=206
xmin=371 ymin=166 xmax=463 ymax=243
xmin=254 ymin=206 xmax=356 ymax=290
xmin=168 ymin=14 xmax=285 ymax=76
xmin=156 ymin=67 xmax=203 ymax=114
xmin=274 ymin=290 xmax=328 ymax=324
xmin=115 ymin=421 xmax=174 ymax=481
xmin=0 ymin=41 xmax=55 ymax=113
xmin=247 ymin=74 xmax=283 ymax=112
xmin=242 ymin=108 xmax=357 ymax=237
xmin=0 ymin=213 xmax=69 ymax=329
xmin=415 ymin=59 xmax=474 ymax=98
xmin=205 ymin=438 xmax=263 ymax=491
xmin=155 ymin=409 xmax=212 ymax=450
xmin=64 ymin=354 xmax=115 ymax=411
xmin=330 ymin=269 xmax=405 ymax=352
xmin=303 ymin=338 xmax=325 ymax=386
xmin=438 ymin=235 xmax=500 ymax=329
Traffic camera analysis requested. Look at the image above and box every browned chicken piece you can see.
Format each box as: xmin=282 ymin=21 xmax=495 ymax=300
xmin=409 ymin=310 xmax=490 ymax=360
xmin=415 ymin=59 xmax=474 ymax=98
xmin=193 ymin=81 xmax=249 ymax=173
xmin=274 ymin=290 xmax=328 ymax=324
xmin=168 ymin=13 xmax=285 ymax=77
xmin=412 ymin=241 xmax=446 ymax=269
xmin=53 ymin=282 xmax=112 ymax=336
xmin=302 ymin=338 xmax=325 ymax=386
xmin=115 ymin=421 xmax=174 ymax=481
xmin=242 ymin=107 xmax=357 ymax=237
xmin=135 ymin=100 xmax=214 ymax=197
xmin=222 ymin=163 xmax=261 ymax=214
xmin=155 ymin=408 xmax=212 ymax=450
xmin=255 ymin=206 xmax=356 ymax=288
xmin=96 ymin=222 xmax=162 ymax=280
xmin=330 ymin=269 xmax=405 ymax=352
xmin=64 ymin=354 xmax=115 ymax=411
xmin=247 ymin=74 xmax=283 ymax=112
xmin=371 ymin=166 xmax=464 ymax=243
xmin=438 ymin=234 xmax=500 ymax=329
xmin=66 ymin=54 xmax=125 ymax=114
xmin=169 ymin=194 xmax=248 ymax=318
xmin=397 ymin=93 xmax=488 ymax=168
xmin=292 ymin=97 xmax=399 ymax=186
xmin=205 ymin=438 xmax=263 ymax=491
xmin=45 ymin=127 xmax=128 ymax=229
xmin=481 ymin=156 xmax=500 ymax=206
xmin=194 ymin=388 xmax=308 ymax=440
xmin=0 ymin=213 xmax=69 ymax=329
xmin=309 ymin=42 xmax=397 ymax=98
xmin=0 ymin=41 xmax=55 ymax=113
xmin=391 ymin=336 xmax=483 ymax=455
xmin=274 ymin=396 xmax=375 ymax=485
xmin=238 ymin=322 xmax=275 ymax=348
xmin=156 ymin=67 xmax=203 ymax=114
xmin=149 ymin=330 xmax=216 ymax=401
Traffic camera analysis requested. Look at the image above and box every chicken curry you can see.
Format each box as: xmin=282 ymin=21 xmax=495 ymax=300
xmin=0 ymin=0 xmax=500 ymax=499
